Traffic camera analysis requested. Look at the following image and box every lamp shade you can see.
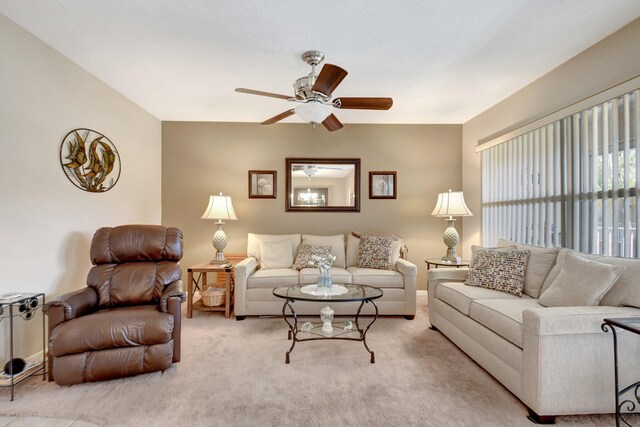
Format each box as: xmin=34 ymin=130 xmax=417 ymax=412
xmin=295 ymin=102 xmax=333 ymax=123
xmin=201 ymin=193 xmax=238 ymax=221
xmin=431 ymin=189 xmax=473 ymax=217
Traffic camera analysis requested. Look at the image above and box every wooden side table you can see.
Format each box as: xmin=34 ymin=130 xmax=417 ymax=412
xmin=425 ymin=258 xmax=470 ymax=270
xmin=187 ymin=262 xmax=235 ymax=319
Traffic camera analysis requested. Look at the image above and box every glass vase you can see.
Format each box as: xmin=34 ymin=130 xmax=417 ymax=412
xmin=317 ymin=265 xmax=332 ymax=292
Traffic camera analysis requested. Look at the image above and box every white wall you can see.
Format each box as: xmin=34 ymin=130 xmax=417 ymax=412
xmin=0 ymin=14 xmax=162 ymax=360
xmin=462 ymin=18 xmax=640 ymax=256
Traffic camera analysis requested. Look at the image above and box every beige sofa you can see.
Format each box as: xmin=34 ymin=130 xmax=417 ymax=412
xmin=428 ymin=241 xmax=640 ymax=423
xmin=234 ymin=233 xmax=417 ymax=319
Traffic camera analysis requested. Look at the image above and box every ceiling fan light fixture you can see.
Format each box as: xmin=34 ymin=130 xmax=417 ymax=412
xmin=294 ymin=102 xmax=333 ymax=124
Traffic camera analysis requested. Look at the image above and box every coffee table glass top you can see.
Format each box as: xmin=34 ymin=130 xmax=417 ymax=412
xmin=273 ymin=284 xmax=383 ymax=302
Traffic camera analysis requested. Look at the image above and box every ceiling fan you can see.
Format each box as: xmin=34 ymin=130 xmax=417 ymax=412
xmin=235 ymin=50 xmax=393 ymax=132
xmin=291 ymin=165 xmax=344 ymax=176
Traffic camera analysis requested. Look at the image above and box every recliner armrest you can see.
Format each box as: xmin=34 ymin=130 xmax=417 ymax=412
xmin=43 ymin=287 xmax=98 ymax=321
xmin=396 ymin=258 xmax=417 ymax=276
xmin=160 ymin=280 xmax=186 ymax=312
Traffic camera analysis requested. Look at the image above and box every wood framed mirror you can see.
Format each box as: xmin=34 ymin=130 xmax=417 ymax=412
xmin=285 ymin=158 xmax=360 ymax=212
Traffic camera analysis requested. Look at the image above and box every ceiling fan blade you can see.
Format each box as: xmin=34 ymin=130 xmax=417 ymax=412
xmin=333 ymin=97 xmax=393 ymax=110
xmin=235 ymin=88 xmax=292 ymax=100
xmin=312 ymin=64 xmax=348 ymax=97
xmin=261 ymin=109 xmax=295 ymax=125
xmin=322 ymin=114 xmax=344 ymax=132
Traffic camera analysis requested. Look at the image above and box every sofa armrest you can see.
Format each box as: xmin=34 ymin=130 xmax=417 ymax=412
xmin=395 ymin=259 xmax=417 ymax=316
xmin=395 ymin=258 xmax=417 ymax=276
xmin=234 ymin=257 xmax=259 ymax=277
xmin=427 ymin=268 xmax=469 ymax=321
xmin=523 ymin=306 xmax=640 ymax=336
xmin=43 ymin=287 xmax=98 ymax=321
xmin=427 ymin=267 xmax=469 ymax=283
xmin=160 ymin=280 xmax=186 ymax=312
xmin=233 ymin=257 xmax=259 ymax=316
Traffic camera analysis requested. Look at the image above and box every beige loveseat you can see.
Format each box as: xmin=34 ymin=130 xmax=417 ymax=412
xmin=234 ymin=233 xmax=417 ymax=319
xmin=428 ymin=240 xmax=640 ymax=423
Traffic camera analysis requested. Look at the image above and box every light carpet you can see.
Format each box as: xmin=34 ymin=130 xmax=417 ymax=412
xmin=0 ymin=296 xmax=624 ymax=426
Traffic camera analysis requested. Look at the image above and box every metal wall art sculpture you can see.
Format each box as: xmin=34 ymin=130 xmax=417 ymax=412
xmin=60 ymin=128 xmax=121 ymax=192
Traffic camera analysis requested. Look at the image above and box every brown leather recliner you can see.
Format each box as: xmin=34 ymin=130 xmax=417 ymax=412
xmin=44 ymin=225 xmax=186 ymax=385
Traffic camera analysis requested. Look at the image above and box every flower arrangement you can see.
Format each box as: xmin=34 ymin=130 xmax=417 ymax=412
xmin=309 ymin=254 xmax=337 ymax=271
xmin=309 ymin=254 xmax=336 ymax=289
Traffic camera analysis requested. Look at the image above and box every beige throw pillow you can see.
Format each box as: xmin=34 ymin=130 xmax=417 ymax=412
xmin=293 ymin=244 xmax=332 ymax=271
xmin=497 ymin=239 xmax=560 ymax=298
xmin=538 ymin=251 xmax=624 ymax=307
xmin=465 ymin=249 xmax=530 ymax=296
xmin=259 ymin=240 xmax=294 ymax=270
xmin=301 ymin=234 xmax=346 ymax=268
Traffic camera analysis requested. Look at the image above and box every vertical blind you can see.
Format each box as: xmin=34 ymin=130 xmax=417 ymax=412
xmin=482 ymin=89 xmax=640 ymax=258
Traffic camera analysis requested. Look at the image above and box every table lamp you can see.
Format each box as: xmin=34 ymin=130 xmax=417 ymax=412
xmin=201 ymin=193 xmax=238 ymax=264
xmin=431 ymin=189 xmax=472 ymax=263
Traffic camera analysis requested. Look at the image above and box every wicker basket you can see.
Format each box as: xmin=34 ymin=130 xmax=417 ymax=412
xmin=201 ymin=287 xmax=225 ymax=307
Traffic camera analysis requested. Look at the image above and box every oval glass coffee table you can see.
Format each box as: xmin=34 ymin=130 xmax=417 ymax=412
xmin=272 ymin=284 xmax=383 ymax=364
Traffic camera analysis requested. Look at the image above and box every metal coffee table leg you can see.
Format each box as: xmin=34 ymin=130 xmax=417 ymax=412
xmin=282 ymin=299 xmax=297 ymax=364
xmin=355 ymin=299 xmax=379 ymax=364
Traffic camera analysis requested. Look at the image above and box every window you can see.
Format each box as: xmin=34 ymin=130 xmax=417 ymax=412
xmin=482 ymin=89 xmax=640 ymax=257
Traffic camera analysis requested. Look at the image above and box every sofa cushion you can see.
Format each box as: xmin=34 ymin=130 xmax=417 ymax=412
xmin=293 ymin=244 xmax=332 ymax=270
xmin=347 ymin=232 xmax=403 ymax=269
xmin=538 ymin=251 xmax=624 ymax=307
xmin=497 ymin=239 xmax=559 ymax=298
xmin=259 ymin=239 xmax=294 ymax=270
xmin=541 ymin=249 xmax=640 ymax=308
xmin=347 ymin=267 xmax=404 ymax=288
xmin=469 ymin=299 xmax=544 ymax=348
xmin=301 ymin=234 xmax=346 ymax=268
xmin=357 ymin=235 xmax=395 ymax=270
xmin=49 ymin=305 xmax=173 ymax=357
xmin=247 ymin=268 xmax=299 ymax=289
xmin=299 ymin=267 xmax=352 ymax=284
xmin=465 ymin=249 xmax=530 ymax=296
xmin=436 ymin=282 xmax=526 ymax=316
xmin=247 ymin=233 xmax=301 ymax=262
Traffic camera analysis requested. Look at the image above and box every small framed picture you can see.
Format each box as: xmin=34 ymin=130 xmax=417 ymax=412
xmin=369 ymin=171 xmax=397 ymax=199
xmin=249 ymin=170 xmax=277 ymax=199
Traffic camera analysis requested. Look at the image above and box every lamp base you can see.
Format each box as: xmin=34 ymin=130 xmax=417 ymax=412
xmin=441 ymin=218 xmax=462 ymax=264
xmin=211 ymin=224 xmax=228 ymax=265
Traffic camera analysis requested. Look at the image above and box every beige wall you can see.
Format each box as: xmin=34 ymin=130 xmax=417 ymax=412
xmin=162 ymin=122 xmax=462 ymax=289
xmin=462 ymin=18 xmax=640 ymax=256
xmin=0 ymin=14 xmax=162 ymax=359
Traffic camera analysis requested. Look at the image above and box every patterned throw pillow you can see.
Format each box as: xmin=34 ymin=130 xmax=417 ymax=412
xmin=356 ymin=235 xmax=395 ymax=270
xmin=293 ymin=244 xmax=332 ymax=270
xmin=464 ymin=249 xmax=530 ymax=296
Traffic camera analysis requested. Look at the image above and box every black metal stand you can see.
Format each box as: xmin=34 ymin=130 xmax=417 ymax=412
xmin=281 ymin=298 xmax=379 ymax=364
xmin=602 ymin=318 xmax=640 ymax=427
xmin=0 ymin=293 xmax=46 ymax=401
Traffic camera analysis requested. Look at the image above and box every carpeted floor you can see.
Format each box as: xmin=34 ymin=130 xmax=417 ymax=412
xmin=0 ymin=295 xmax=624 ymax=426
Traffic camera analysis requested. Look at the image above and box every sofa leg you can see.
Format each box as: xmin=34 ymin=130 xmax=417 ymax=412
xmin=235 ymin=316 xmax=246 ymax=321
xmin=404 ymin=315 xmax=415 ymax=320
xmin=526 ymin=408 xmax=555 ymax=424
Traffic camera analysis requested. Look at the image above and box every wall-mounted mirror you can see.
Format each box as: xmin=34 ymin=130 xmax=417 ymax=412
xmin=286 ymin=158 xmax=360 ymax=212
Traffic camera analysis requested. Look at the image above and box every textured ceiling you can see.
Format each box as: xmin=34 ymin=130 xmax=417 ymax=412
xmin=1 ymin=1 xmax=640 ymax=124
